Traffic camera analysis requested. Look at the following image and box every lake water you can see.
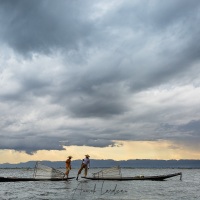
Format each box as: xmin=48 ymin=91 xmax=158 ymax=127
xmin=0 ymin=168 xmax=199 ymax=200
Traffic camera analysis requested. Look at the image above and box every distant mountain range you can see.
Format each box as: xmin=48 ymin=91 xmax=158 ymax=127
xmin=0 ymin=159 xmax=200 ymax=169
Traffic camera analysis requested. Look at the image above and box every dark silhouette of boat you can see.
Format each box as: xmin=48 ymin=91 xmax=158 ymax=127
xmin=0 ymin=176 xmax=75 ymax=182
xmin=82 ymin=172 xmax=182 ymax=181
xmin=0 ymin=161 xmax=74 ymax=182
xmin=81 ymin=166 xmax=182 ymax=181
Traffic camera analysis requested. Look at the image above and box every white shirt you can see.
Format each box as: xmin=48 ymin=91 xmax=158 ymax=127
xmin=82 ymin=158 xmax=90 ymax=167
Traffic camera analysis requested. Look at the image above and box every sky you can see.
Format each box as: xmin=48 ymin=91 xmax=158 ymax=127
xmin=0 ymin=0 xmax=200 ymax=164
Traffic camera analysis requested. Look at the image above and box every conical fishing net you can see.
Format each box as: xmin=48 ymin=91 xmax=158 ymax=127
xmin=33 ymin=161 xmax=65 ymax=179
xmin=92 ymin=166 xmax=122 ymax=178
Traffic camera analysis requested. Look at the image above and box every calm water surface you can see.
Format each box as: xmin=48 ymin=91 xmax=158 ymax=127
xmin=0 ymin=168 xmax=199 ymax=200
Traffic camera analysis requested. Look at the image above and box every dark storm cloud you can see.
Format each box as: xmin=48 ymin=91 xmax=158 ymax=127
xmin=0 ymin=0 xmax=93 ymax=55
xmin=178 ymin=120 xmax=200 ymax=136
xmin=0 ymin=0 xmax=200 ymax=153
xmin=157 ymin=119 xmax=200 ymax=141
xmin=0 ymin=132 xmax=65 ymax=154
xmin=157 ymin=120 xmax=200 ymax=151
xmin=63 ymin=135 xmax=115 ymax=147
xmin=57 ymin=0 xmax=200 ymax=118
xmin=103 ymin=1 xmax=200 ymax=70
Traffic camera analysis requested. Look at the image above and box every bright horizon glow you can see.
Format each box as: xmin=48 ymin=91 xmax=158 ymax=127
xmin=0 ymin=140 xmax=200 ymax=164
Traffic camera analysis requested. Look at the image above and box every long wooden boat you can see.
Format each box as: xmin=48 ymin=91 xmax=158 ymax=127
xmin=0 ymin=177 xmax=75 ymax=182
xmin=0 ymin=161 xmax=76 ymax=182
xmin=82 ymin=172 xmax=182 ymax=181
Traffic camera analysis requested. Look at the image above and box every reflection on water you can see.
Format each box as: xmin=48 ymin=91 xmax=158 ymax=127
xmin=0 ymin=168 xmax=200 ymax=200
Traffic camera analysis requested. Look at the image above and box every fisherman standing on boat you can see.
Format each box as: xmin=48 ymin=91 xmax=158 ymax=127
xmin=65 ymin=156 xmax=72 ymax=178
xmin=76 ymin=154 xmax=90 ymax=180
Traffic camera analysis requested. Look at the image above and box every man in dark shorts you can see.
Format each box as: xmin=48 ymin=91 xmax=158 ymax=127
xmin=65 ymin=156 xmax=72 ymax=178
xmin=76 ymin=154 xmax=90 ymax=180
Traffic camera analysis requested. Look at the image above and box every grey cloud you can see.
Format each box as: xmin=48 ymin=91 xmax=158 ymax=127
xmin=69 ymin=99 xmax=128 ymax=118
xmin=0 ymin=0 xmax=200 ymax=153
xmin=64 ymin=136 xmax=115 ymax=148
xmin=107 ymin=0 xmax=200 ymax=30
xmin=178 ymin=120 xmax=200 ymax=136
xmin=98 ymin=0 xmax=200 ymax=82
xmin=147 ymin=0 xmax=200 ymax=29
xmin=158 ymin=120 xmax=200 ymax=140
xmin=0 ymin=0 xmax=93 ymax=55
xmin=0 ymin=134 xmax=65 ymax=154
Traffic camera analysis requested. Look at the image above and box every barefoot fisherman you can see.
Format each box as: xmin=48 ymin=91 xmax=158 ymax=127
xmin=76 ymin=154 xmax=90 ymax=180
xmin=65 ymin=156 xmax=72 ymax=178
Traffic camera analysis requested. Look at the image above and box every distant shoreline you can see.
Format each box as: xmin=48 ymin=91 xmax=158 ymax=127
xmin=1 ymin=159 xmax=200 ymax=169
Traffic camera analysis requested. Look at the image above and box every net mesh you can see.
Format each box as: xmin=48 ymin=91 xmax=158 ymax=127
xmin=92 ymin=166 xmax=122 ymax=178
xmin=33 ymin=161 xmax=65 ymax=179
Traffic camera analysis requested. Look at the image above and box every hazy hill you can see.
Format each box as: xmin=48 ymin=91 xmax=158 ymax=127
xmin=0 ymin=159 xmax=200 ymax=169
